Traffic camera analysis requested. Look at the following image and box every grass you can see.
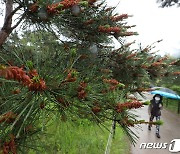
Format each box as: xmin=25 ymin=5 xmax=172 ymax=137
xmin=28 ymin=119 xmax=130 ymax=154
xmin=164 ymin=98 xmax=180 ymax=114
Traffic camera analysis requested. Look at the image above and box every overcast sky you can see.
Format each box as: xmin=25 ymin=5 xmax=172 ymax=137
xmin=107 ymin=0 xmax=180 ymax=58
xmin=1 ymin=0 xmax=180 ymax=57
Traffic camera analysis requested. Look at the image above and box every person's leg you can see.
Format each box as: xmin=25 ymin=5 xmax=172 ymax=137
xmin=156 ymin=116 xmax=161 ymax=138
xmin=148 ymin=115 xmax=154 ymax=130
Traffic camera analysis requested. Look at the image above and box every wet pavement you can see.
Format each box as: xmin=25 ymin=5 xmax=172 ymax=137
xmin=130 ymin=92 xmax=180 ymax=154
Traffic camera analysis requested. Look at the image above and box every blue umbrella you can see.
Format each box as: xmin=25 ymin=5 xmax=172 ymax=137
xmin=151 ymin=90 xmax=180 ymax=100
xmin=151 ymin=87 xmax=178 ymax=94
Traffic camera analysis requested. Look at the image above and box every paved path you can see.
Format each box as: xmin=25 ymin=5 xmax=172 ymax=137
xmin=130 ymin=92 xmax=180 ymax=154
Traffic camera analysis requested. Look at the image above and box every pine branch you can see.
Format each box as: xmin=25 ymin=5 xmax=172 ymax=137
xmin=2 ymin=3 xmax=22 ymax=31
xmin=11 ymin=12 xmax=26 ymax=29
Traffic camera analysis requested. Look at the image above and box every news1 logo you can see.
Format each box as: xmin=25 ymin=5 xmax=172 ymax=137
xmin=169 ymin=139 xmax=180 ymax=153
xmin=139 ymin=139 xmax=180 ymax=152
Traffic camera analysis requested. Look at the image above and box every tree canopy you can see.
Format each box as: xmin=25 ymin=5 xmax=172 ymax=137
xmin=157 ymin=0 xmax=180 ymax=7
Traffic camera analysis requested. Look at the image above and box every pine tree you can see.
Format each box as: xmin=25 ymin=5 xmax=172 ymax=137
xmin=0 ymin=0 xmax=177 ymax=153
xmin=157 ymin=0 xmax=180 ymax=7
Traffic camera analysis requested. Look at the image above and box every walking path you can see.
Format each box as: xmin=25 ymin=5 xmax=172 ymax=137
xmin=131 ymin=92 xmax=180 ymax=154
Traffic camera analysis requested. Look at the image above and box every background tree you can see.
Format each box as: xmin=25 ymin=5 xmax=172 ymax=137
xmin=157 ymin=0 xmax=180 ymax=7
xmin=156 ymin=57 xmax=180 ymax=93
xmin=156 ymin=0 xmax=180 ymax=93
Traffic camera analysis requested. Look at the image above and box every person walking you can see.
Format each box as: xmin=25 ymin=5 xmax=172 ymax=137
xmin=148 ymin=94 xmax=163 ymax=138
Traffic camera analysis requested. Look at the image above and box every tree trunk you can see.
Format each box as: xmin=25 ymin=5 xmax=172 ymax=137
xmin=0 ymin=29 xmax=11 ymax=47
xmin=0 ymin=0 xmax=13 ymax=47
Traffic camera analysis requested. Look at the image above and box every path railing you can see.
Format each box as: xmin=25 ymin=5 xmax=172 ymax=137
xmin=104 ymin=120 xmax=116 ymax=154
xmin=165 ymin=99 xmax=180 ymax=114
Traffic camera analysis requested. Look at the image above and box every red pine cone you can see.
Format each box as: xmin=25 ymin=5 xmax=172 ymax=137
xmin=136 ymin=88 xmax=153 ymax=92
xmin=25 ymin=125 xmax=34 ymax=133
xmin=57 ymin=98 xmax=70 ymax=107
xmin=2 ymin=134 xmax=16 ymax=154
xmin=103 ymin=79 xmax=119 ymax=86
xmin=60 ymin=0 xmax=80 ymax=9
xmin=12 ymin=89 xmax=21 ymax=95
xmin=78 ymin=81 xmax=88 ymax=91
xmin=110 ymin=14 xmax=129 ymax=22
xmin=157 ymin=57 xmax=168 ymax=62
xmin=121 ymin=117 xmax=134 ymax=127
xmin=126 ymin=53 xmax=137 ymax=59
xmin=109 ymin=86 xmax=116 ymax=91
xmin=47 ymin=0 xmax=80 ymax=14
xmin=88 ymin=0 xmax=97 ymax=5
xmin=141 ymin=65 xmax=149 ymax=69
xmin=84 ymin=19 xmax=94 ymax=26
xmin=0 ymin=112 xmax=17 ymax=124
xmin=28 ymin=69 xmax=39 ymax=78
xmin=172 ymin=72 xmax=180 ymax=75
xmin=169 ymin=60 xmax=179 ymax=65
xmin=151 ymin=62 xmax=163 ymax=67
xmin=29 ymin=2 xmax=39 ymax=13
xmin=116 ymin=101 xmax=143 ymax=113
xmin=62 ymin=71 xmax=77 ymax=83
xmin=40 ymin=102 xmax=45 ymax=109
xmin=98 ymin=26 xmax=121 ymax=33
xmin=0 ymin=66 xmax=47 ymax=91
xmin=29 ymin=79 xmax=47 ymax=91
xmin=77 ymin=81 xmax=88 ymax=99
xmin=92 ymin=106 xmax=101 ymax=114
xmin=0 ymin=66 xmax=32 ymax=86
xmin=78 ymin=90 xmax=87 ymax=99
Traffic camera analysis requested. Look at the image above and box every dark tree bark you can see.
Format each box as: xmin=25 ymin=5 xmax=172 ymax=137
xmin=0 ymin=0 xmax=13 ymax=47
xmin=0 ymin=0 xmax=23 ymax=47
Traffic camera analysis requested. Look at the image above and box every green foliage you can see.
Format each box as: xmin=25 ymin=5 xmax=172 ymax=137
xmin=0 ymin=30 xmax=172 ymax=153
xmin=0 ymin=30 xmax=133 ymax=152
xmin=154 ymin=120 xmax=164 ymax=125
xmin=27 ymin=119 xmax=130 ymax=154
xmin=169 ymin=85 xmax=180 ymax=95
xmin=143 ymin=101 xmax=150 ymax=105
xmin=164 ymin=98 xmax=180 ymax=114
xmin=0 ymin=0 xmax=176 ymax=153
xmin=157 ymin=58 xmax=180 ymax=87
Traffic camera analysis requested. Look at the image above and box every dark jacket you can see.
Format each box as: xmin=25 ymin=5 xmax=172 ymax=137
xmin=149 ymin=94 xmax=163 ymax=116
